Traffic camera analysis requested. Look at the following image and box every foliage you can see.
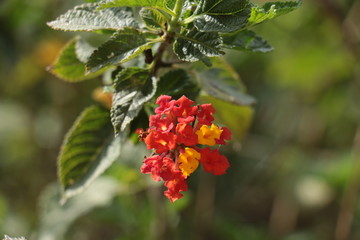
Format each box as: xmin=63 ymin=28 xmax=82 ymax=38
xmin=4 ymin=0 xmax=360 ymax=239
xmin=47 ymin=0 xmax=301 ymax=202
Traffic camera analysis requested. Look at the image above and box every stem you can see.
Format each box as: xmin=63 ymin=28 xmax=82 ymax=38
xmin=149 ymin=39 xmax=170 ymax=75
xmin=168 ymin=0 xmax=184 ymax=32
xmin=183 ymin=15 xmax=197 ymax=25
xmin=335 ymin=125 xmax=360 ymax=240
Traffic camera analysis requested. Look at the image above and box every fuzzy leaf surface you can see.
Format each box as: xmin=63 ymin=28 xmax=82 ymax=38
xmin=247 ymin=1 xmax=301 ymax=27
xmin=87 ymin=28 xmax=156 ymax=72
xmin=193 ymin=0 xmax=251 ymax=32
xmin=140 ymin=8 xmax=167 ymax=29
xmin=222 ymin=30 xmax=273 ymax=53
xmin=58 ymin=105 xmax=121 ymax=202
xmin=111 ymin=67 xmax=157 ymax=134
xmin=174 ymin=28 xmax=223 ymax=62
xmin=99 ymin=0 xmax=169 ymax=11
xmin=156 ymin=69 xmax=200 ymax=99
xmin=47 ymin=3 xmax=138 ymax=31
xmin=49 ymin=37 xmax=102 ymax=82
xmin=193 ymin=58 xmax=255 ymax=105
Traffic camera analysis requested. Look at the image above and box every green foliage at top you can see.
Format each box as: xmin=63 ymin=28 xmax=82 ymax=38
xmin=47 ymin=3 xmax=138 ymax=31
xmin=86 ymin=28 xmax=158 ymax=72
xmin=99 ymin=0 xmax=174 ymax=14
xmin=247 ymin=1 xmax=302 ymax=27
xmin=174 ymin=28 xmax=223 ymax=62
xmin=47 ymin=0 xmax=301 ymax=200
xmin=140 ymin=8 xmax=167 ymax=29
xmin=192 ymin=0 xmax=251 ymax=32
xmin=222 ymin=30 xmax=273 ymax=53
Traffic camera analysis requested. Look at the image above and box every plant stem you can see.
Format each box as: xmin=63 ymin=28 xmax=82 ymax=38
xmin=168 ymin=0 xmax=184 ymax=32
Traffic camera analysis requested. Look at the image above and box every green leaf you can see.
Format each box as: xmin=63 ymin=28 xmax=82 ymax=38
xmin=222 ymin=30 xmax=273 ymax=53
xmin=247 ymin=1 xmax=301 ymax=27
xmin=192 ymin=58 xmax=255 ymax=105
xmin=58 ymin=105 xmax=122 ymax=202
xmin=36 ymin=177 xmax=119 ymax=240
xmin=99 ymin=0 xmax=171 ymax=13
xmin=49 ymin=37 xmax=102 ymax=82
xmin=47 ymin=3 xmax=138 ymax=32
xmin=156 ymin=69 xmax=200 ymax=99
xmin=165 ymin=0 xmax=176 ymax=10
xmin=140 ymin=8 xmax=167 ymax=29
xmin=174 ymin=28 xmax=223 ymax=62
xmin=86 ymin=28 xmax=158 ymax=72
xmin=75 ymin=37 xmax=96 ymax=62
xmin=192 ymin=0 xmax=251 ymax=32
xmin=111 ymin=67 xmax=157 ymax=134
xmin=198 ymin=95 xmax=254 ymax=140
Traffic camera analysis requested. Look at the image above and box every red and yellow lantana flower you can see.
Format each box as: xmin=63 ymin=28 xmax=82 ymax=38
xmin=137 ymin=95 xmax=232 ymax=202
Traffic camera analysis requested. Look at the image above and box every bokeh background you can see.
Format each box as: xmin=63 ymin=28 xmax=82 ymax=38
xmin=1 ymin=0 xmax=360 ymax=239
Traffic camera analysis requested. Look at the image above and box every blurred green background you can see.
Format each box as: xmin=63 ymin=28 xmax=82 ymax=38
xmin=1 ymin=0 xmax=360 ymax=239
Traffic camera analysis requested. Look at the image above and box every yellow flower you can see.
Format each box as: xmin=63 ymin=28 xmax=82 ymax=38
xmin=195 ymin=124 xmax=223 ymax=146
xmin=178 ymin=148 xmax=200 ymax=176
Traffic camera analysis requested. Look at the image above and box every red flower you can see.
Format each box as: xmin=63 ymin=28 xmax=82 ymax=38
xmin=149 ymin=114 xmax=174 ymax=132
xmin=141 ymin=156 xmax=176 ymax=182
xmin=164 ymin=171 xmax=188 ymax=203
xmin=144 ymin=131 xmax=177 ymax=153
xmin=173 ymin=96 xmax=198 ymax=123
xmin=138 ymin=95 xmax=233 ymax=202
xmin=199 ymin=148 xmax=230 ymax=175
xmin=216 ymin=127 xmax=232 ymax=145
xmin=155 ymin=95 xmax=175 ymax=114
xmin=196 ymin=104 xmax=215 ymax=126
xmin=176 ymin=123 xmax=198 ymax=146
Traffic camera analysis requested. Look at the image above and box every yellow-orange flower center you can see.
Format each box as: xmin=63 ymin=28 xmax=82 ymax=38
xmin=195 ymin=124 xmax=223 ymax=146
xmin=178 ymin=147 xmax=200 ymax=176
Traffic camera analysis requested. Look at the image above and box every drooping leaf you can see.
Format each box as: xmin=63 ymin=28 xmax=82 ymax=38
xmin=174 ymin=28 xmax=223 ymax=62
xmin=140 ymin=8 xmax=167 ymax=29
xmin=222 ymin=30 xmax=273 ymax=53
xmin=247 ymin=1 xmax=301 ymax=27
xmin=111 ymin=67 xmax=157 ymax=134
xmin=58 ymin=105 xmax=123 ymax=202
xmin=49 ymin=37 xmax=102 ymax=82
xmin=86 ymin=28 xmax=158 ymax=72
xmin=156 ymin=69 xmax=200 ymax=99
xmin=47 ymin=3 xmax=138 ymax=31
xmin=192 ymin=0 xmax=251 ymax=32
xmin=192 ymin=58 xmax=255 ymax=105
xmin=36 ymin=177 xmax=119 ymax=240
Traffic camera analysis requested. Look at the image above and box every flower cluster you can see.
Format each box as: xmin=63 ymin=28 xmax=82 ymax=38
xmin=137 ymin=95 xmax=232 ymax=202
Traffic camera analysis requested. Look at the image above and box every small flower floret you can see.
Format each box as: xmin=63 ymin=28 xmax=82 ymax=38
xmin=178 ymin=147 xmax=200 ymax=176
xmin=196 ymin=124 xmax=223 ymax=146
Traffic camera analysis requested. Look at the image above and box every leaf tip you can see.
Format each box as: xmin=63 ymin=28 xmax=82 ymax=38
xmin=46 ymin=65 xmax=54 ymax=72
xmin=46 ymin=21 xmax=54 ymax=28
xmin=59 ymin=195 xmax=67 ymax=206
